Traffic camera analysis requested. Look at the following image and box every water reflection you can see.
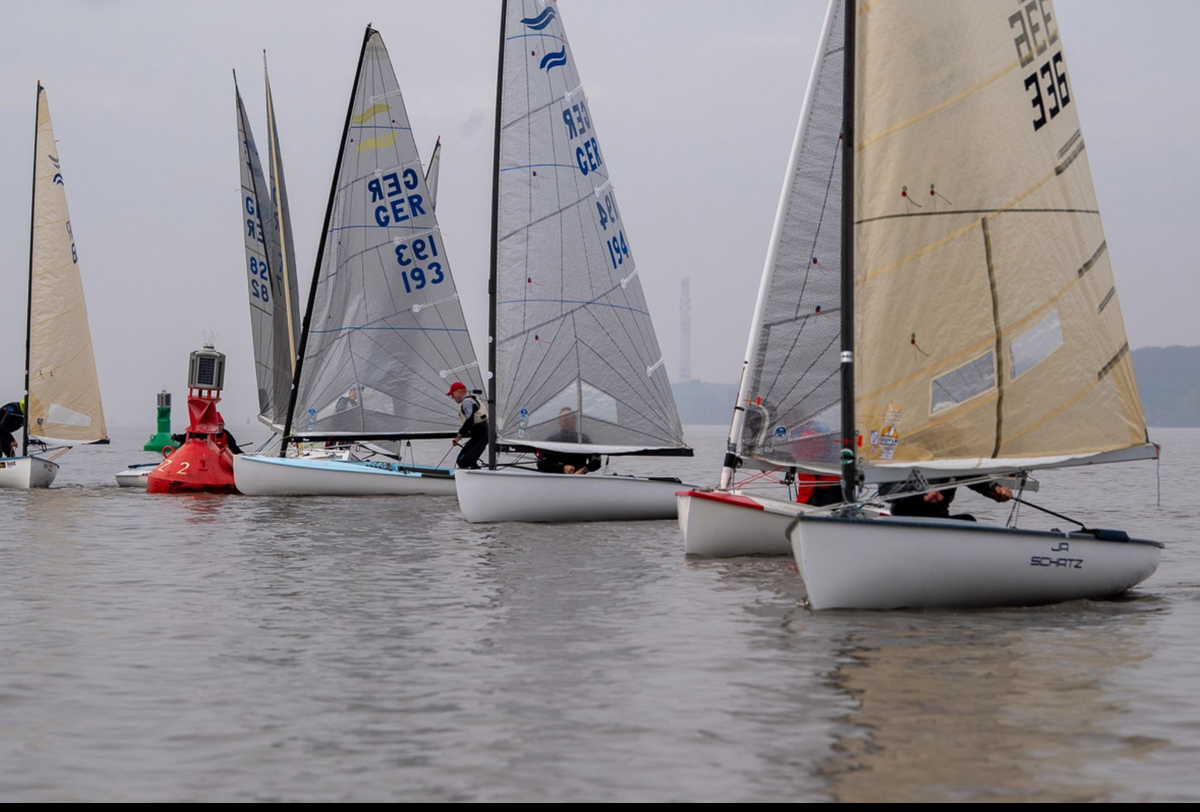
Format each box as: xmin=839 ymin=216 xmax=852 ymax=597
xmin=817 ymin=604 xmax=1164 ymax=802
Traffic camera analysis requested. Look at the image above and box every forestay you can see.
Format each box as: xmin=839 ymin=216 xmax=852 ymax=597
xmin=27 ymin=84 xmax=107 ymax=445
xmin=852 ymin=0 xmax=1150 ymax=479
xmin=494 ymin=0 xmax=686 ymax=455
xmin=235 ymin=77 xmax=294 ymax=430
xmin=734 ymin=0 xmax=846 ymax=474
xmin=291 ymin=29 xmax=482 ymax=440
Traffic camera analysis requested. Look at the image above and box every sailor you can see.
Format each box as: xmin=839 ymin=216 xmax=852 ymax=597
xmin=535 ymin=406 xmax=601 ymax=475
xmin=336 ymin=385 xmax=360 ymax=412
xmin=448 ymin=381 xmax=487 ymax=469
xmin=0 ymin=398 xmax=25 ymax=457
xmin=882 ymin=478 xmax=1013 ymax=520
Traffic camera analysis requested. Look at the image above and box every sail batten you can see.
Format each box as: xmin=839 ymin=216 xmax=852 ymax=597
xmin=492 ymin=1 xmax=687 ymax=456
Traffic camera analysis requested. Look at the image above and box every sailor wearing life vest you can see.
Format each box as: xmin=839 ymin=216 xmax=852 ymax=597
xmin=447 ymin=381 xmax=488 ymax=469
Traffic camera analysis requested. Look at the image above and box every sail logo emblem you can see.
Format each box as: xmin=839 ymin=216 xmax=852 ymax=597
xmin=539 ymin=47 xmax=568 ymax=72
xmin=49 ymin=154 xmax=63 ymax=184
xmin=521 ymin=7 xmax=557 ymax=30
xmin=353 ymin=103 xmax=391 ymax=126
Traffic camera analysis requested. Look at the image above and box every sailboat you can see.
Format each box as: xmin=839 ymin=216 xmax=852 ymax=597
xmin=1 ymin=83 xmax=108 ymax=490
xmin=233 ymin=26 xmax=484 ymax=497
xmin=453 ymin=0 xmax=694 ymax=523
xmin=775 ymin=0 xmax=1162 ymax=609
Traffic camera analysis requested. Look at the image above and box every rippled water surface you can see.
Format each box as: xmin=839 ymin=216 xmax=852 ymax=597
xmin=2 ymin=425 xmax=1198 ymax=801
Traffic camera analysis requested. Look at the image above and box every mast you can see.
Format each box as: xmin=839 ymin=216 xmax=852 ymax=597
xmin=838 ymin=0 xmax=857 ymax=503
xmin=264 ymin=52 xmax=297 ymax=375
xmin=280 ymin=25 xmax=374 ymax=455
xmin=23 ymin=83 xmax=41 ymax=457
xmin=486 ymin=0 xmax=507 ymax=470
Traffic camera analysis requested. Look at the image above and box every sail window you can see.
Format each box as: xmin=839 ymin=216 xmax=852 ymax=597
xmin=931 ymin=352 xmax=995 ymax=414
xmin=524 ymin=381 xmax=618 ymax=428
xmin=47 ymin=403 xmax=91 ymax=427
xmin=1009 ymin=310 xmax=1063 ymax=379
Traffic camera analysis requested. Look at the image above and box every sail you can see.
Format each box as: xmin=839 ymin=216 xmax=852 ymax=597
xmin=494 ymin=0 xmax=687 ymax=455
xmin=26 ymin=84 xmax=107 ymax=445
xmin=235 ymin=77 xmax=292 ymax=429
xmin=734 ymin=0 xmax=846 ymax=472
xmin=291 ymin=28 xmax=482 ymax=439
xmin=852 ymin=0 xmax=1148 ymax=477
xmin=425 ymin=136 xmax=441 ymax=211
xmin=264 ymin=58 xmax=301 ymax=399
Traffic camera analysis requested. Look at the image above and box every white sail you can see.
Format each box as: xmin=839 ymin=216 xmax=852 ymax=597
xmin=235 ymin=75 xmax=292 ymax=429
xmin=730 ymin=0 xmax=846 ymax=476
xmin=264 ymin=57 xmax=301 ymax=390
xmin=494 ymin=0 xmax=687 ymax=455
xmin=425 ymin=136 xmax=441 ymax=212
xmin=852 ymin=0 xmax=1149 ymax=479
xmin=27 ymin=84 xmax=107 ymax=445
xmin=290 ymin=28 xmax=483 ymax=440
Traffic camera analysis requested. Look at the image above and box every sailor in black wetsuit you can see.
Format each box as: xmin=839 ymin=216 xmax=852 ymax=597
xmin=883 ymin=478 xmax=1013 ymax=520
xmin=447 ymin=381 xmax=488 ymax=469
xmin=0 ymin=399 xmax=25 ymax=457
xmin=535 ymin=407 xmax=601 ymax=475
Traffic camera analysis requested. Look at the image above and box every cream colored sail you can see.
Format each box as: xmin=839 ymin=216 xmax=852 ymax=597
xmin=27 ymin=84 xmax=107 ymax=444
xmin=852 ymin=0 xmax=1147 ymax=479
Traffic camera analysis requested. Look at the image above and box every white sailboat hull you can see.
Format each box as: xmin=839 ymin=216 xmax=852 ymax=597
xmin=115 ymin=466 xmax=153 ymax=489
xmin=0 ymin=455 xmax=59 ymax=489
xmin=678 ymin=490 xmax=807 ymax=557
xmin=456 ymin=469 xmax=694 ymax=523
xmin=790 ymin=514 xmax=1162 ymax=611
xmin=233 ymin=454 xmax=456 ymax=497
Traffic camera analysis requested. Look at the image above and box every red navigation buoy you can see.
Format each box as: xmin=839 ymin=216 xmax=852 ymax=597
xmin=148 ymin=344 xmax=238 ymax=494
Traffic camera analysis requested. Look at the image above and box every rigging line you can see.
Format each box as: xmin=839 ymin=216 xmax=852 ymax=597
xmin=1011 ymin=496 xmax=1087 ymax=530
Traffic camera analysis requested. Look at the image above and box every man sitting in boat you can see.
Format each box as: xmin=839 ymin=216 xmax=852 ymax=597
xmin=882 ymin=478 xmax=1013 ymax=520
xmin=792 ymin=420 xmax=841 ymax=507
xmin=0 ymin=398 xmax=24 ymax=457
xmin=448 ymin=381 xmax=487 ymax=469
xmin=336 ymin=386 xmax=359 ymax=412
xmin=535 ymin=407 xmax=601 ymax=475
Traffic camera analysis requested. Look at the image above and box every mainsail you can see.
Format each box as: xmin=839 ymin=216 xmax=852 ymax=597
xmin=492 ymin=0 xmax=687 ymax=455
xmin=26 ymin=83 xmax=107 ymax=446
xmin=235 ymin=74 xmax=294 ymax=429
xmin=849 ymin=0 xmax=1150 ymax=481
xmin=732 ymin=0 xmax=846 ymax=475
xmin=285 ymin=27 xmax=482 ymax=441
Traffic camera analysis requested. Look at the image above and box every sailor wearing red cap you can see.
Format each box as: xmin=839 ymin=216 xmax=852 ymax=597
xmin=447 ymin=381 xmax=488 ymax=469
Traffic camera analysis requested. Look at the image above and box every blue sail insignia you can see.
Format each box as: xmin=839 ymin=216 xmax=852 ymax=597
xmin=539 ymin=47 xmax=568 ymax=72
xmin=521 ymin=7 xmax=557 ymax=30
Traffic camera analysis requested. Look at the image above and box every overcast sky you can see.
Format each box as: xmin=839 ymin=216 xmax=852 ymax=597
xmin=1 ymin=1 xmax=1196 ymax=427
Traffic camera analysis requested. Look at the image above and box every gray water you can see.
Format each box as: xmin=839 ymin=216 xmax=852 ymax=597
xmin=2 ymin=424 xmax=1198 ymax=802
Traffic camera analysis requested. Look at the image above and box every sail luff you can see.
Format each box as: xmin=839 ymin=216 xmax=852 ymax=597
xmin=280 ymin=26 xmax=374 ymax=452
xmin=721 ymin=0 xmax=843 ymax=489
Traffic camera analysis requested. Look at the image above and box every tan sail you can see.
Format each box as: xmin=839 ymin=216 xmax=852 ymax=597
xmin=27 ymin=85 xmax=107 ymax=443
xmin=853 ymin=0 xmax=1145 ymax=471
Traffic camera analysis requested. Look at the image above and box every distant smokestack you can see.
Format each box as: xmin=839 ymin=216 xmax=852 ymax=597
xmin=680 ymin=278 xmax=691 ymax=382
